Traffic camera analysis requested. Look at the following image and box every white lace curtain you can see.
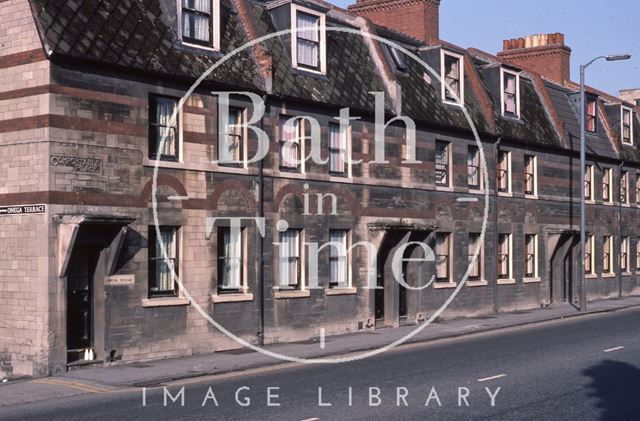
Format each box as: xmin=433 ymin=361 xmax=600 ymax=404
xmin=296 ymin=12 xmax=320 ymax=68
xmin=182 ymin=0 xmax=211 ymax=43
xmin=155 ymin=98 xmax=177 ymax=157
xmin=155 ymin=228 xmax=176 ymax=292
xmin=220 ymin=229 xmax=242 ymax=289
xmin=280 ymin=230 xmax=300 ymax=287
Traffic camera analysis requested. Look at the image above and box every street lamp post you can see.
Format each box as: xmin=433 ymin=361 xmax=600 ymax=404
xmin=579 ymin=54 xmax=631 ymax=312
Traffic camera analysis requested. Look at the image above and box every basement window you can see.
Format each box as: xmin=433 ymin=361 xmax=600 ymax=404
xmin=441 ymin=50 xmax=464 ymax=104
xmin=501 ymin=68 xmax=520 ymax=118
xmin=180 ymin=0 xmax=221 ymax=49
xmin=622 ymin=106 xmax=634 ymax=144
xmin=291 ymin=4 xmax=326 ymax=74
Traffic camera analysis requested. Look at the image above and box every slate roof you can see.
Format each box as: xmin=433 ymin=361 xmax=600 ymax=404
xmin=26 ymin=0 xmax=637 ymax=163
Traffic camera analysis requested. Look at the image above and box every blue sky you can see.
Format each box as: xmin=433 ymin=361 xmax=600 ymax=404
xmin=332 ymin=0 xmax=640 ymax=96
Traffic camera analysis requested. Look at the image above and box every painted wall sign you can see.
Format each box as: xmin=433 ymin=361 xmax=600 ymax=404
xmin=104 ymin=274 xmax=135 ymax=286
xmin=0 ymin=204 xmax=46 ymax=216
xmin=50 ymin=155 xmax=102 ymax=173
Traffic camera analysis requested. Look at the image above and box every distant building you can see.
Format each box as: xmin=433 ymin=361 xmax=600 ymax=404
xmin=1 ymin=0 xmax=639 ymax=378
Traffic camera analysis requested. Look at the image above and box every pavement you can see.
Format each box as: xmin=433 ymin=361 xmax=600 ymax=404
xmin=2 ymin=297 xmax=640 ymax=420
xmin=1 ymin=295 xmax=640 ymax=414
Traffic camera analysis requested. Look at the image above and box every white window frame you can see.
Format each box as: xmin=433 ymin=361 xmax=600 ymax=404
xmin=440 ymin=49 xmax=465 ymax=105
xmin=467 ymin=145 xmax=481 ymax=190
xmin=603 ymin=167 xmax=613 ymax=203
xmin=435 ymin=140 xmax=451 ymax=188
xmin=586 ymin=97 xmax=597 ymax=133
xmin=291 ymin=4 xmax=327 ymax=75
xmin=278 ymin=229 xmax=305 ymax=290
xmin=279 ymin=116 xmax=305 ymax=173
xmin=524 ymin=234 xmax=538 ymax=279
xmin=217 ymin=226 xmax=248 ymax=294
xmin=585 ymin=234 xmax=595 ymax=275
xmin=177 ymin=0 xmax=221 ymax=50
xmin=621 ymin=106 xmax=634 ymax=145
xmin=328 ymin=122 xmax=352 ymax=178
xmin=500 ymin=67 xmax=521 ymax=118
xmin=497 ymin=233 xmax=513 ymax=282
xmin=621 ymin=170 xmax=629 ymax=204
xmin=585 ymin=164 xmax=595 ymax=201
xmin=524 ymin=154 xmax=537 ymax=196
xmin=328 ymin=230 xmax=351 ymax=289
xmin=497 ymin=150 xmax=512 ymax=194
xmin=621 ymin=236 xmax=630 ymax=273
xmin=434 ymin=232 xmax=453 ymax=284
xmin=467 ymin=232 xmax=484 ymax=282
xmin=149 ymin=94 xmax=184 ymax=163
xmin=219 ymin=107 xmax=248 ymax=167
xmin=603 ymin=235 xmax=614 ymax=275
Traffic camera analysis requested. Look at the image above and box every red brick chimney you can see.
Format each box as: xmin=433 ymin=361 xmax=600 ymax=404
xmin=348 ymin=0 xmax=440 ymax=43
xmin=497 ymin=33 xmax=571 ymax=84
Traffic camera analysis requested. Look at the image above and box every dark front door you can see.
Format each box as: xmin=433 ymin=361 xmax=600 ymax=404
xmin=66 ymin=247 xmax=99 ymax=363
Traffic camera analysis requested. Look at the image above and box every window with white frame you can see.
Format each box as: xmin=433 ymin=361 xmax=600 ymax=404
xmin=603 ymin=235 xmax=613 ymax=274
xmin=280 ymin=229 xmax=302 ymax=289
xmin=435 ymin=141 xmax=450 ymax=187
xmin=329 ymin=230 xmax=349 ymax=288
xmin=291 ymin=5 xmax=326 ymax=73
xmin=497 ymin=233 xmax=512 ymax=279
xmin=636 ymin=237 xmax=640 ymax=271
xmin=280 ymin=116 xmax=303 ymax=171
xmin=586 ymin=97 xmax=597 ymax=133
xmin=525 ymin=234 xmax=538 ymax=278
xmin=468 ymin=233 xmax=481 ymax=281
xmin=585 ymin=234 xmax=595 ymax=275
xmin=621 ymin=170 xmax=629 ymax=204
xmin=148 ymin=226 xmax=179 ymax=297
xmin=329 ymin=123 xmax=349 ymax=176
xmin=621 ymin=236 xmax=629 ymax=273
xmin=585 ymin=164 xmax=594 ymax=200
xmin=441 ymin=50 xmax=464 ymax=104
xmin=468 ymin=145 xmax=480 ymax=189
xmin=219 ymin=107 xmax=245 ymax=165
xmin=180 ymin=0 xmax=220 ymax=49
xmin=622 ymin=106 xmax=633 ymax=144
xmin=149 ymin=95 xmax=180 ymax=161
xmin=497 ymin=150 xmax=511 ymax=193
xmin=218 ymin=227 xmax=244 ymax=292
xmin=603 ymin=168 xmax=612 ymax=203
xmin=501 ymin=68 xmax=520 ymax=118
xmin=524 ymin=154 xmax=537 ymax=195
xmin=435 ymin=232 xmax=451 ymax=283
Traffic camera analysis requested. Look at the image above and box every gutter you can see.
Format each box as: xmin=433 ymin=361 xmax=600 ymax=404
xmin=258 ymin=93 xmax=268 ymax=346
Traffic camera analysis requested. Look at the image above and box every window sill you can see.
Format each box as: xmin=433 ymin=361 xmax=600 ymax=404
xmin=144 ymin=158 xmax=184 ymax=170
xmin=466 ymin=280 xmax=488 ymax=287
xmin=602 ymin=202 xmax=614 ymax=206
xmin=622 ymin=203 xmax=631 ymax=208
xmin=468 ymin=188 xmax=484 ymax=195
xmin=436 ymin=186 xmax=453 ymax=192
xmin=325 ymin=287 xmax=357 ymax=296
xmin=141 ymin=297 xmax=189 ymax=308
xmin=602 ymin=273 xmax=616 ymax=278
xmin=442 ymin=99 xmax=464 ymax=108
xmin=211 ymin=293 xmax=254 ymax=303
xmin=498 ymin=191 xmax=513 ymax=198
xmin=524 ymin=194 xmax=539 ymax=200
xmin=586 ymin=273 xmax=598 ymax=279
xmin=523 ymin=277 xmax=541 ymax=284
xmin=586 ymin=200 xmax=596 ymax=205
xmin=497 ymin=278 xmax=516 ymax=285
xmin=621 ymin=272 xmax=633 ymax=277
xmin=181 ymin=41 xmax=220 ymax=52
xmin=433 ymin=282 xmax=457 ymax=289
xmin=274 ymin=289 xmax=311 ymax=299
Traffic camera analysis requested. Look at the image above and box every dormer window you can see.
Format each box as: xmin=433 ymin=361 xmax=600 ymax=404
xmin=622 ymin=106 xmax=634 ymax=144
xmin=586 ymin=97 xmax=597 ymax=133
xmin=441 ymin=50 xmax=464 ymax=104
xmin=291 ymin=5 xmax=326 ymax=74
xmin=386 ymin=45 xmax=408 ymax=72
xmin=180 ymin=0 xmax=220 ymax=49
xmin=501 ymin=68 xmax=520 ymax=118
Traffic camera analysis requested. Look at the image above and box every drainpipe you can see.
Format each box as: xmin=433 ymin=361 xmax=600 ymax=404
xmin=493 ymin=137 xmax=502 ymax=314
xmin=258 ymin=94 xmax=268 ymax=346
xmin=618 ymin=162 xmax=623 ymax=298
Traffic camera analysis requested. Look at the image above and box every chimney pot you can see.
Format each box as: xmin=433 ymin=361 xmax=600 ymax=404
xmin=497 ymin=32 xmax=571 ymax=83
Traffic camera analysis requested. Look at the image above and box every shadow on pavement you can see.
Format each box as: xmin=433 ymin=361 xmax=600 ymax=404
xmin=583 ymin=359 xmax=640 ymax=421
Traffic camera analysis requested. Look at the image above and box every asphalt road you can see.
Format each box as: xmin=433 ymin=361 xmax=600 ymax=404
xmin=2 ymin=307 xmax=640 ymax=421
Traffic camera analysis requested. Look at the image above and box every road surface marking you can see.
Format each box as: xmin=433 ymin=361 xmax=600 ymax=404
xmin=168 ymin=196 xmax=190 ymax=201
xmin=604 ymin=346 xmax=624 ymax=353
xmin=477 ymin=374 xmax=507 ymax=382
xmin=320 ymin=328 xmax=326 ymax=349
xmin=34 ymin=378 xmax=111 ymax=393
xmin=300 ymin=418 xmax=320 ymax=421
xmin=457 ymin=198 xmax=479 ymax=203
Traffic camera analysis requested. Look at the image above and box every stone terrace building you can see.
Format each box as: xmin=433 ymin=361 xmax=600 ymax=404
xmin=0 ymin=0 xmax=639 ymax=377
